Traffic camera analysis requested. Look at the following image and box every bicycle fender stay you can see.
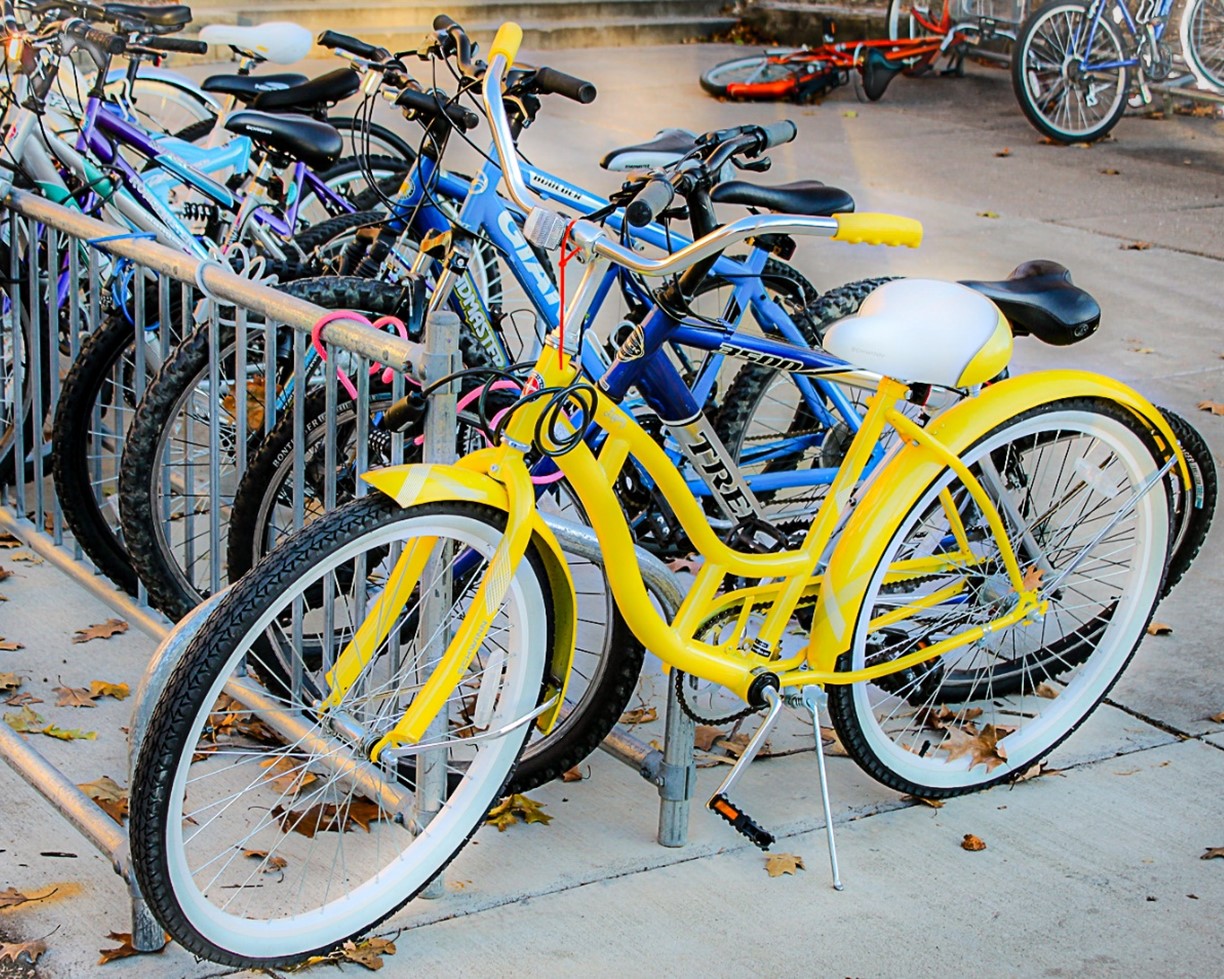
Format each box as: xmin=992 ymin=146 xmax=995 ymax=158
xmin=806 ymin=369 xmax=1188 ymax=669
xmin=361 ymin=463 xmax=577 ymax=737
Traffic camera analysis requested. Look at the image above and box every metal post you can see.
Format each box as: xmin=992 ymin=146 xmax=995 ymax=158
xmin=415 ymin=309 xmax=461 ymax=898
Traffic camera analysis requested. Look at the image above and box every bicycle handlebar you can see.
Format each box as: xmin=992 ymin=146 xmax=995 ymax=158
xmin=625 ymin=175 xmax=676 ymax=228
xmin=394 ymin=86 xmax=480 ymax=130
xmin=317 ymin=29 xmax=386 ymax=62
xmin=532 ymin=66 xmax=596 ymax=104
xmin=62 ymin=16 xmax=124 ymax=69
xmin=138 ymin=33 xmax=205 ymax=55
xmin=757 ymin=119 xmax=796 ymax=151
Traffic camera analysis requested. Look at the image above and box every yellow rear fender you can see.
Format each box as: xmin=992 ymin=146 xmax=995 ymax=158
xmin=807 ymin=370 xmax=1186 ymax=668
xmin=361 ymin=464 xmax=576 ymax=734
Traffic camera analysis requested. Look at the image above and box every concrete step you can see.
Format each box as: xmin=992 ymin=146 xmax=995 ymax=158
xmin=190 ymin=0 xmax=737 ymax=51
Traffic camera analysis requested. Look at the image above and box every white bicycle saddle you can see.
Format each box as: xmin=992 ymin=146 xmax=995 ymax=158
xmin=823 ymin=279 xmax=1012 ymax=389
xmin=199 ymin=22 xmax=314 ymax=64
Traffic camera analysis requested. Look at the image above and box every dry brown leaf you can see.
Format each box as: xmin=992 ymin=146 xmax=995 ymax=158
xmin=258 ymin=756 xmax=318 ymax=795
xmin=0 ymin=885 xmax=55 ymax=911
xmin=1035 ymin=683 xmax=1060 ymax=699
xmin=694 ymin=724 xmax=724 ymax=751
xmin=1121 ymin=241 xmax=1153 ymax=251
xmin=485 ymin=793 xmax=552 ymax=832
xmin=1147 ymin=622 xmax=1173 ymax=636
xmin=619 ymin=706 xmax=658 ymax=725
xmin=1011 ymin=760 xmax=1064 ymax=783
xmin=0 ymin=567 xmax=12 ymax=582
xmin=1100 ymin=167 xmax=1121 ymax=175
xmin=819 ymin=725 xmax=849 ymax=757
xmin=938 ymin=723 xmax=1013 ymax=771
xmin=243 ymin=849 xmax=288 ymax=872
xmin=961 ymin=833 xmax=988 ymax=851
xmin=54 ymin=684 xmax=98 ymax=708
xmin=995 ymin=148 xmax=1011 ymax=157
xmin=273 ymin=797 xmax=386 ymax=838
xmin=0 ymin=534 xmax=19 ymax=548
xmin=78 ymin=776 xmax=129 ymax=824
xmin=0 ymin=672 xmax=21 ymax=692
xmin=560 ymin=766 xmax=587 ymax=783
xmin=921 ymin=705 xmax=983 ymax=730
xmin=1208 ymin=711 xmax=1224 ymax=723
xmin=8 ymin=550 xmax=41 ymax=564
xmin=901 ymin=794 xmax=945 ymax=808
xmin=1197 ymin=401 xmax=1224 ymax=416
xmin=765 ymin=853 xmax=805 ymax=877
xmin=338 ymin=937 xmax=397 ymax=971
xmin=4 ymin=691 xmax=41 ymax=707
xmin=98 ymin=931 xmax=169 ymax=965
xmin=72 ymin=618 xmax=129 ymax=644
xmin=89 ymin=680 xmax=130 ymax=701
xmin=0 ymin=939 xmax=46 ymax=964
xmin=0 ymin=637 xmax=24 ymax=651
xmin=1200 ymin=847 xmax=1224 ymax=860
xmin=1020 ymin=565 xmax=1045 ymax=591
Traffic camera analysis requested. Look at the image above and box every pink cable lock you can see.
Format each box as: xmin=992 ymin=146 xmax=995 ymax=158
xmin=310 ymin=310 xmax=417 ymax=400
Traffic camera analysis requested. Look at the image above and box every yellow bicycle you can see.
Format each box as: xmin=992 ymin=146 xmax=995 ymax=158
xmin=129 ymin=24 xmax=1188 ymax=968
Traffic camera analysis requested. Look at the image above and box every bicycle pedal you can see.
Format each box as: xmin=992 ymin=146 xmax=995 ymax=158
xmin=708 ymin=793 xmax=775 ymax=850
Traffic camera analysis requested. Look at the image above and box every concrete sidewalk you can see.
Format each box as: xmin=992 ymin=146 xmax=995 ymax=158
xmin=2 ymin=41 xmax=1223 ymax=978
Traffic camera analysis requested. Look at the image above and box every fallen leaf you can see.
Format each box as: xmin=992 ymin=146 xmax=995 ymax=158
xmin=272 ymin=797 xmax=385 ymax=838
xmin=0 ymin=885 xmax=55 ymax=910
xmin=961 ymin=833 xmax=987 ymax=851
xmin=818 ymin=725 xmax=849 ymax=757
xmin=977 ymin=211 xmax=1000 ymax=219
xmin=920 ymin=705 xmax=983 ymax=730
xmin=72 ymin=619 xmax=129 ymax=644
xmin=78 ymin=776 xmax=129 ymax=824
xmin=486 ymin=793 xmax=552 ymax=831
xmin=243 ymin=849 xmax=288 ymax=872
xmin=938 ymin=723 xmax=1013 ymax=771
xmin=221 ymin=376 xmax=270 ymax=432
xmin=994 ymin=148 xmax=1011 ymax=157
xmin=665 ymin=554 xmax=703 ymax=574
xmin=1201 ymin=847 xmax=1224 ymax=860
xmin=1121 ymin=241 xmax=1153 ymax=251
xmin=98 ymin=931 xmax=169 ymax=964
xmin=54 ymin=684 xmax=98 ymax=708
xmin=1038 ymin=135 xmax=1058 ymax=145
xmin=0 ymin=637 xmax=24 ymax=651
xmin=89 ymin=680 xmax=130 ymax=701
xmin=694 ymin=724 xmax=724 ymax=751
xmin=4 ymin=705 xmax=45 ymax=732
xmin=42 ymin=725 xmax=97 ymax=741
xmin=0 ymin=939 xmax=46 ymax=964
xmin=1020 ymin=565 xmax=1045 ymax=591
xmin=338 ymin=936 xmax=397 ymax=971
xmin=8 ymin=550 xmax=41 ymax=564
xmin=1035 ymin=683 xmax=1060 ymax=699
xmin=901 ymin=794 xmax=945 ymax=808
xmin=560 ymin=766 xmax=587 ymax=782
xmin=1147 ymin=622 xmax=1173 ymax=636
xmin=1197 ymin=401 xmax=1224 ymax=416
xmin=1100 ymin=167 xmax=1121 ymax=175
xmin=4 ymin=691 xmax=41 ymax=707
xmin=619 ymin=706 xmax=658 ymax=725
xmin=0 ymin=672 xmax=21 ymax=692
xmin=765 ymin=852 xmax=805 ymax=877
xmin=258 ymin=756 xmax=318 ymax=795
xmin=1208 ymin=711 xmax=1224 ymax=723
xmin=0 ymin=567 xmax=12 ymax=582
xmin=0 ymin=534 xmax=19 ymax=548
xmin=1130 ymin=347 xmax=1155 ymax=355
xmin=1011 ymin=760 xmax=1064 ymax=783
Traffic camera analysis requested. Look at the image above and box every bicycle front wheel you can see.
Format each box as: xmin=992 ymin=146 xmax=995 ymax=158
xmin=700 ymin=52 xmax=800 ymax=97
xmin=1179 ymin=0 xmax=1224 ymax=91
xmin=130 ymin=495 xmax=551 ymax=967
xmin=828 ymin=398 xmax=1170 ymax=796
xmin=1012 ymin=2 xmax=1131 ymax=143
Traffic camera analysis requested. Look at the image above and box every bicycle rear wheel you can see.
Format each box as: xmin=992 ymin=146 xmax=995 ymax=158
xmin=828 ymin=398 xmax=1170 ymax=796
xmin=1179 ymin=0 xmax=1224 ymax=91
xmin=1011 ymin=2 xmax=1130 ymax=143
xmin=887 ymin=0 xmax=951 ymax=39
xmin=130 ymin=496 xmax=550 ymax=967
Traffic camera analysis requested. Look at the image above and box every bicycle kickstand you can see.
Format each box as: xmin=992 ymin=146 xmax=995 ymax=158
xmin=800 ymin=685 xmax=844 ymax=891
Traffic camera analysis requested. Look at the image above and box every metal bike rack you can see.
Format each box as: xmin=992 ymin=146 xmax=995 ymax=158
xmin=0 ymin=189 xmax=702 ymax=947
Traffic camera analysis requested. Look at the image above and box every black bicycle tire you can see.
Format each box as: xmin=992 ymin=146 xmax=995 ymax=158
xmin=1161 ymin=407 xmax=1217 ymax=595
xmin=130 ymin=495 xmax=547 ymax=967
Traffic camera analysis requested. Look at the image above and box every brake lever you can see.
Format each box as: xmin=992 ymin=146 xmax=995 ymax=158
xmin=733 ymin=156 xmax=772 ymax=173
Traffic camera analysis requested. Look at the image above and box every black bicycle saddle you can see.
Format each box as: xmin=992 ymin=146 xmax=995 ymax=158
xmin=250 ymin=68 xmax=361 ymax=115
xmin=104 ymin=3 xmax=191 ymax=32
xmin=710 ymin=179 xmax=855 ymax=216
xmin=960 ymin=260 xmax=1100 ymax=345
xmin=201 ymin=73 xmax=310 ymax=103
xmin=224 ymin=111 xmax=344 ymax=170
xmin=599 ymin=129 xmax=700 ymax=170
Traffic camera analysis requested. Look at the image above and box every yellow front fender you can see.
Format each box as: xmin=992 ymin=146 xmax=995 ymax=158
xmin=808 ymin=370 xmax=1187 ymax=667
xmin=361 ymin=463 xmax=576 ymax=734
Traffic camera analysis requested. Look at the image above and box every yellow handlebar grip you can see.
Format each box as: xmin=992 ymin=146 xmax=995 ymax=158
xmin=832 ymin=212 xmax=923 ymax=248
xmin=489 ymin=22 xmax=523 ymax=66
